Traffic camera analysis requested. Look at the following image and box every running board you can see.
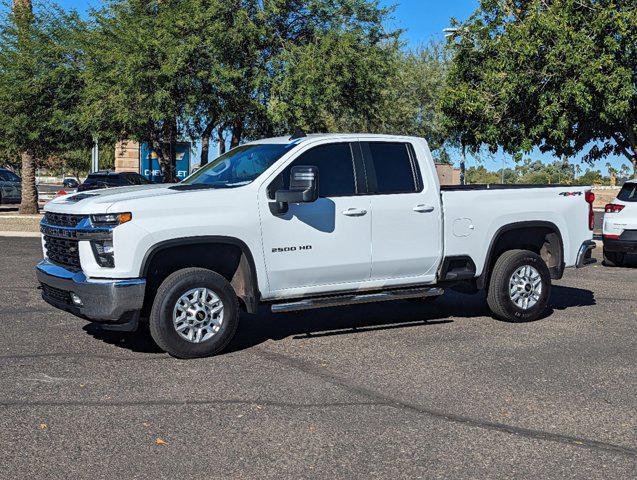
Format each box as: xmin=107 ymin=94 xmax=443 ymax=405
xmin=271 ymin=287 xmax=444 ymax=313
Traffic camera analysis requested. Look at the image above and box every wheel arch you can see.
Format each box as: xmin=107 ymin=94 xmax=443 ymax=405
xmin=477 ymin=221 xmax=564 ymax=290
xmin=140 ymin=236 xmax=261 ymax=314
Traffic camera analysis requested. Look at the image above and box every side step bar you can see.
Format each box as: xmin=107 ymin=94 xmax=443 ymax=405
xmin=271 ymin=287 xmax=444 ymax=313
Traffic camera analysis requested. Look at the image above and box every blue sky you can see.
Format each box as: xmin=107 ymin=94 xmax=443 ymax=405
xmin=54 ymin=0 xmax=628 ymax=174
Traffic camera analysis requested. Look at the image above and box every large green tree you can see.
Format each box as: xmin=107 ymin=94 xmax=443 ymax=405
xmin=0 ymin=1 xmax=88 ymax=213
xmin=82 ymin=0 xmax=196 ymax=182
xmin=384 ymin=44 xmax=453 ymax=160
xmin=268 ymin=30 xmax=397 ymax=134
xmin=443 ymin=0 xmax=637 ymax=178
xmin=83 ymin=0 xmax=398 ymax=173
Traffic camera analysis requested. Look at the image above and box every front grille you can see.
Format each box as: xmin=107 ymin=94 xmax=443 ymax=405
xmin=41 ymin=283 xmax=71 ymax=306
xmin=44 ymin=212 xmax=87 ymax=228
xmin=44 ymin=236 xmax=81 ymax=271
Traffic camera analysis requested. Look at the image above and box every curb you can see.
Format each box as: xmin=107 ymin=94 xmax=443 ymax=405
xmin=0 ymin=231 xmax=41 ymax=238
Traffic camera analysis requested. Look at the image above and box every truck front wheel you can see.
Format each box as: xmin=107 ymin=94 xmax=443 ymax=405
xmin=149 ymin=268 xmax=239 ymax=359
xmin=486 ymin=249 xmax=551 ymax=322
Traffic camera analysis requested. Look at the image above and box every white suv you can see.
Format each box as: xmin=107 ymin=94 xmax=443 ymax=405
xmin=602 ymin=180 xmax=637 ymax=266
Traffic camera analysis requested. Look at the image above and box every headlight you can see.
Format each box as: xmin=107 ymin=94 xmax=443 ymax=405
xmin=90 ymin=212 xmax=132 ymax=227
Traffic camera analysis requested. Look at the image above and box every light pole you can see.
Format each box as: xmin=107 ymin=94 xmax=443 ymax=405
xmin=91 ymin=136 xmax=99 ymax=173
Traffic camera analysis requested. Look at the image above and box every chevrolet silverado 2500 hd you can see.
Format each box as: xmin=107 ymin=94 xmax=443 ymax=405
xmin=37 ymin=133 xmax=597 ymax=358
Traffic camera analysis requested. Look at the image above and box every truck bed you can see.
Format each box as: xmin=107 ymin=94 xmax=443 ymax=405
xmin=440 ymin=184 xmax=593 ymax=276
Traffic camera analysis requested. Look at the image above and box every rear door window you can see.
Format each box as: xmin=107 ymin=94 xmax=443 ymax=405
xmin=361 ymin=142 xmax=420 ymax=194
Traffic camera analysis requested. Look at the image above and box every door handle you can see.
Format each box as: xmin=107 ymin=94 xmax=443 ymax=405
xmin=413 ymin=204 xmax=435 ymax=213
xmin=342 ymin=208 xmax=367 ymax=217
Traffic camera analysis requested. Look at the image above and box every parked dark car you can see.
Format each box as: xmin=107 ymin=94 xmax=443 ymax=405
xmin=62 ymin=178 xmax=79 ymax=189
xmin=0 ymin=168 xmax=21 ymax=204
xmin=77 ymin=172 xmax=152 ymax=192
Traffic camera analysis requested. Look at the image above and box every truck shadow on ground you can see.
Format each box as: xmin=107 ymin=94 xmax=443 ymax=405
xmin=81 ymin=285 xmax=595 ymax=355
xmin=225 ymin=285 xmax=596 ymax=354
xmin=82 ymin=323 xmax=164 ymax=354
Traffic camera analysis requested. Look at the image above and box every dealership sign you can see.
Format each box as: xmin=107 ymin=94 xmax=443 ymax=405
xmin=140 ymin=142 xmax=191 ymax=183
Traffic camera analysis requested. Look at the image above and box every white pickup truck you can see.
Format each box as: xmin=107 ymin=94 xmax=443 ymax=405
xmin=37 ymin=133 xmax=596 ymax=358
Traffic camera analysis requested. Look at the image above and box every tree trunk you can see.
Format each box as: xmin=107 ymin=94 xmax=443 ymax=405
xmin=152 ymin=140 xmax=173 ymax=184
xmin=19 ymin=151 xmax=39 ymax=214
xmin=200 ymin=122 xmax=215 ymax=167
xmin=218 ymin=127 xmax=226 ymax=155
xmin=15 ymin=0 xmax=37 ymax=214
xmin=230 ymin=120 xmax=243 ymax=149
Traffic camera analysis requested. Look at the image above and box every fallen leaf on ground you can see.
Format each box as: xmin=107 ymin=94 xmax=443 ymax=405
xmin=39 ymin=423 xmax=47 ymax=430
xmin=155 ymin=438 xmax=167 ymax=446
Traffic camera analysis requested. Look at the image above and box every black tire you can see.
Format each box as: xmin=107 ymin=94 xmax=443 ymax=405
xmin=149 ymin=268 xmax=239 ymax=359
xmin=486 ymin=249 xmax=551 ymax=323
xmin=603 ymin=248 xmax=625 ymax=267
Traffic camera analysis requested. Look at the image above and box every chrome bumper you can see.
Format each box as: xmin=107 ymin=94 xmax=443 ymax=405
xmin=36 ymin=260 xmax=146 ymax=325
xmin=576 ymin=240 xmax=597 ymax=268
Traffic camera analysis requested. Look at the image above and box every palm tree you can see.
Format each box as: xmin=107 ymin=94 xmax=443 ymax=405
xmin=14 ymin=0 xmax=39 ymax=214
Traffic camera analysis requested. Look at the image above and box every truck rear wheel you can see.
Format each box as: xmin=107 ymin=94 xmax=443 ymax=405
xmin=149 ymin=268 xmax=239 ymax=359
xmin=486 ymin=249 xmax=551 ymax=323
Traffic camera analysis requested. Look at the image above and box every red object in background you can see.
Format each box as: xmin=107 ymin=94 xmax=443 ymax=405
xmin=604 ymin=203 xmax=625 ymax=213
xmin=584 ymin=190 xmax=595 ymax=231
xmin=56 ymin=190 xmax=67 ymax=196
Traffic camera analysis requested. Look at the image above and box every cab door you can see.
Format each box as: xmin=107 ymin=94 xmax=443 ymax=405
xmin=258 ymin=141 xmax=371 ymax=295
xmin=361 ymin=141 xmax=442 ymax=283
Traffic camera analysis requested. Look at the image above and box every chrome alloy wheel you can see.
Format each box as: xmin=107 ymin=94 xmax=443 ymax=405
xmin=509 ymin=265 xmax=542 ymax=310
xmin=172 ymin=288 xmax=224 ymax=343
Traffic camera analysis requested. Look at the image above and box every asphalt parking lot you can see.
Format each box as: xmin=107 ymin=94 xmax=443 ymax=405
xmin=0 ymin=237 xmax=635 ymax=479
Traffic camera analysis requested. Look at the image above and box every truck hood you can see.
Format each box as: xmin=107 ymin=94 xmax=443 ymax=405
xmin=45 ymin=184 xmax=184 ymax=214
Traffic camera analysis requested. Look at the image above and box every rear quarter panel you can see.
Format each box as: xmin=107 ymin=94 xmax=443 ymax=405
xmin=441 ymin=187 xmax=593 ymax=275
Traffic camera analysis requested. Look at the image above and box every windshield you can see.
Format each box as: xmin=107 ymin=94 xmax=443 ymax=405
xmin=0 ymin=170 xmax=20 ymax=182
xmin=181 ymin=143 xmax=294 ymax=188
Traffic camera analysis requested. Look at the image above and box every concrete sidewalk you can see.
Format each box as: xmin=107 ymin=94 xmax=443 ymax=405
xmin=0 ymin=206 xmax=43 ymax=236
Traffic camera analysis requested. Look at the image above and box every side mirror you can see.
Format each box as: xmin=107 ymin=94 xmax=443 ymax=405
xmin=272 ymin=165 xmax=319 ymax=214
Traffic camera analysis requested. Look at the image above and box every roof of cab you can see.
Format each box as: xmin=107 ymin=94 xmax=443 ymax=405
xmin=248 ymin=133 xmax=422 ymax=145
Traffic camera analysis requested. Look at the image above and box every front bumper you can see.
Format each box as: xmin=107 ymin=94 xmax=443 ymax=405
xmin=36 ymin=260 xmax=146 ymax=325
xmin=575 ymin=240 xmax=597 ymax=268
xmin=603 ymin=230 xmax=637 ymax=253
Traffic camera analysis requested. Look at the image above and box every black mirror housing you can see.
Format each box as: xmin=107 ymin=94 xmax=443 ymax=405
xmin=272 ymin=166 xmax=319 ymax=214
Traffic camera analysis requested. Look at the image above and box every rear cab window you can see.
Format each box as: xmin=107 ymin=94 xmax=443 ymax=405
xmin=617 ymin=183 xmax=637 ymax=202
